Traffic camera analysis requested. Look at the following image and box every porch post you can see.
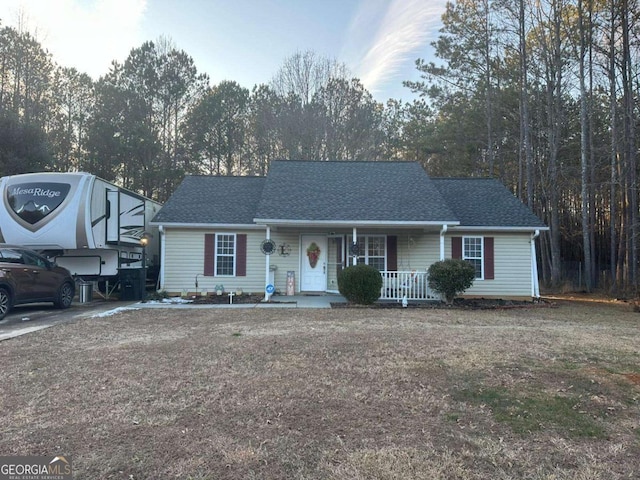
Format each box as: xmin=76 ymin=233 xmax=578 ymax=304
xmin=352 ymin=227 xmax=358 ymax=266
xmin=264 ymin=226 xmax=271 ymax=301
xmin=439 ymin=224 xmax=447 ymax=261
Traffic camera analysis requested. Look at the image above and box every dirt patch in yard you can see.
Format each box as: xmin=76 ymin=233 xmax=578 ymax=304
xmin=624 ymin=373 xmax=640 ymax=385
xmin=0 ymin=301 xmax=638 ymax=479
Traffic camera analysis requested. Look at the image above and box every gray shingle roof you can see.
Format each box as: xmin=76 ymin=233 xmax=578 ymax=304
xmin=152 ymin=163 xmax=547 ymax=230
xmin=254 ymin=161 xmax=457 ymax=223
xmin=151 ymin=176 xmax=265 ymax=225
xmin=431 ymin=178 xmax=547 ymax=228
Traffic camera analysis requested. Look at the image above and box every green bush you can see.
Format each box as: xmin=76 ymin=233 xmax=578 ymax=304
xmin=427 ymin=259 xmax=476 ymax=304
xmin=338 ymin=264 xmax=383 ymax=305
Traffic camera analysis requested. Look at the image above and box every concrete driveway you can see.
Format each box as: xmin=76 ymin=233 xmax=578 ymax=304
xmin=0 ymin=299 xmax=134 ymax=342
xmin=0 ymin=294 xmax=349 ymax=342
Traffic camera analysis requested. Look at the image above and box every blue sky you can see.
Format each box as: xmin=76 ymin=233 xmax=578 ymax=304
xmin=0 ymin=0 xmax=447 ymax=102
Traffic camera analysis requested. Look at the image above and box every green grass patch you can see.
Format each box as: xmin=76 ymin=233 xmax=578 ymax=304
xmin=453 ymin=386 xmax=606 ymax=438
xmin=562 ymin=348 xmax=640 ymax=374
xmin=444 ymin=412 xmax=460 ymax=423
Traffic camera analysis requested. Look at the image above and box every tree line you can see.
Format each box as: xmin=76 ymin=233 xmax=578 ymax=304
xmin=405 ymin=0 xmax=639 ymax=294
xmin=1 ymin=0 xmax=639 ymax=294
xmin=0 ymin=31 xmax=414 ymax=200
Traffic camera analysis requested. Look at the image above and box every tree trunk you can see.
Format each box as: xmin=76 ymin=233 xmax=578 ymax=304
xmin=621 ymin=0 xmax=637 ymax=290
xmin=484 ymin=0 xmax=494 ymax=177
xmin=608 ymin=0 xmax=618 ymax=291
xmin=578 ymin=0 xmax=592 ymax=292
xmin=545 ymin=0 xmax=563 ymax=288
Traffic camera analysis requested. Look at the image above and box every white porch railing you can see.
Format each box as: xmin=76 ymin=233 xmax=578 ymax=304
xmin=379 ymin=271 xmax=441 ymax=301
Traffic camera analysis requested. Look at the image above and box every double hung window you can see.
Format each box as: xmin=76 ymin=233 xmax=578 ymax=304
xmin=351 ymin=235 xmax=386 ymax=271
xmin=215 ymin=233 xmax=236 ymax=276
xmin=463 ymin=236 xmax=483 ymax=279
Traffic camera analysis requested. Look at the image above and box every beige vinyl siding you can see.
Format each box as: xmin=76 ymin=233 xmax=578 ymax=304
xmin=162 ymin=228 xmax=268 ymax=295
xmin=162 ymin=228 xmax=305 ymax=295
xmin=267 ymin=232 xmax=301 ymax=293
xmin=394 ymin=232 xmax=441 ymax=272
xmin=162 ymin=228 xmax=535 ymax=299
xmin=343 ymin=231 xmax=441 ymax=271
xmin=444 ymin=232 xmax=533 ymax=298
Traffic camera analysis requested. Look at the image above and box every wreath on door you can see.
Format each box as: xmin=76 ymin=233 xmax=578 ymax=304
xmin=306 ymin=242 xmax=321 ymax=268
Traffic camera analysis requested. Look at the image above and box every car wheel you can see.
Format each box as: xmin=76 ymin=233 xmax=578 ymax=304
xmin=55 ymin=282 xmax=74 ymax=309
xmin=0 ymin=287 xmax=11 ymax=320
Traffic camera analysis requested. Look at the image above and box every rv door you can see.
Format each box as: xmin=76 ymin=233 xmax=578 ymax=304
xmin=106 ymin=190 xmax=119 ymax=243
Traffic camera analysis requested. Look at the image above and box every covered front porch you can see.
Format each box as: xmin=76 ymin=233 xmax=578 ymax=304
xmin=261 ymin=223 xmax=453 ymax=302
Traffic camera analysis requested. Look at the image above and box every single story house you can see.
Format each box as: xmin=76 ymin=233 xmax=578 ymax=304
xmin=151 ymin=161 xmax=548 ymax=301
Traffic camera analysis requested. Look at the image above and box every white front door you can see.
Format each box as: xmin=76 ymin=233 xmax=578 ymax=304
xmin=300 ymin=235 xmax=327 ymax=292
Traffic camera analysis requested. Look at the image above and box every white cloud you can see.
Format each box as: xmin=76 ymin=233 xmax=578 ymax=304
xmin=0 ymin=0 xmax=147 ymax=78
xmin=350 ymin=0 xmax=445 ymax=96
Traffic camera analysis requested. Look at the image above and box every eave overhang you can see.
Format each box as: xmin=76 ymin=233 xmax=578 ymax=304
xmin=447 ymin=225 xmax=550 ymax=232
xmin=252 ymin=219 xmax=460 ymax=228
xmin=150 ymin=222 xmax=266 ymax=229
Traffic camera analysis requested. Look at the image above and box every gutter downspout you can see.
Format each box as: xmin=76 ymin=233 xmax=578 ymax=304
xmin=264 ymin=226 xmax=271 ymax=302
xmin=439 ymin=224 xmax=448 ymax=261
xmin=531 ymin=229 xmax=540 ymax=298
xmin=158 ymin=225 xmax=165 ymax=291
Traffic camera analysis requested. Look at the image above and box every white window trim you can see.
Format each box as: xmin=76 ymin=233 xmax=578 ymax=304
xmin=463 ymin=236 xmax=484 ymax=280
xmin=349 ymin=235 xmax=387 ymax=271
xmin=214 ymin=233 xmax=237 ymax=277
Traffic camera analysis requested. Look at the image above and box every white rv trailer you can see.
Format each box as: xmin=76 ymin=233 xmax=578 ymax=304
xmin=0 ymin=172 xmax=162 ymax=281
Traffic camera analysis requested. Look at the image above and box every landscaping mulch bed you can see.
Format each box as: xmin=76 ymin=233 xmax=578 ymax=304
xmin=332 ymin=297 xmax=554 ymax=309
xmin=190 ymin=293 xmax=264 ymax=305
xmin=186 ymin=293 xmax=553 ymax=310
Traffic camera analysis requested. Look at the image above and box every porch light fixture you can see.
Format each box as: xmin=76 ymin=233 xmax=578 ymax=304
xmin=139 ymin=231 xmax=152 ymax=248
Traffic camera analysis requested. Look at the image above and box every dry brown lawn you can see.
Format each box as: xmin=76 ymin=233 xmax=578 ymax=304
xmin=1 ymin=300 xmax=639 ymax=479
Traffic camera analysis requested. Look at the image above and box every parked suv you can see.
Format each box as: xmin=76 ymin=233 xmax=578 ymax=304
xmin=0 ymin=245 xmax=75 ymax=320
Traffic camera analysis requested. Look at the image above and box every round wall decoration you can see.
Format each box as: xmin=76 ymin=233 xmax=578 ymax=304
xmin=261 ymin=239 xmax=276 ymax=255
xmin=349 ymin=242 xmax=359 ymax=256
